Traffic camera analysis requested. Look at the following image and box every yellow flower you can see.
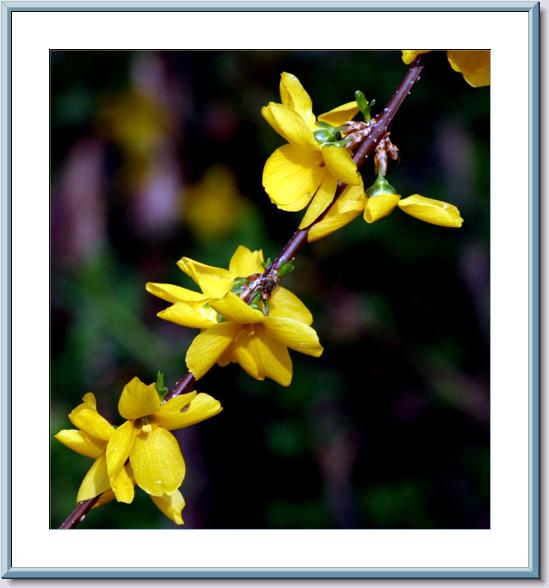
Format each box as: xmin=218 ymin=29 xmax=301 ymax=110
xmin=262 ymin=72 xmax=361 ymax=225
xmin=106 ymin=377 xmax=221 ymax=500
xmin=147 ymin=245 xmax=323 ymax=386
xmin=55 ymin=381 xmax=221 ymax=525
xmin=401 ymin=50 xmax=490 ymax=87
xmin=308 ymin=179 xmax=462 ymax=242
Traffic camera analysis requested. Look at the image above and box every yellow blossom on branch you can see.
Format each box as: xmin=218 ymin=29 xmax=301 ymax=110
xmin=262 ymin=72 xmax=361 ymax=225
xmin=55 ymin=380 xmax=222 ymax=525
xmin=401 ymin=50 xmax=490 ymax=87
xmin=147 ymin=245 xmax=323 ymax=386
xmin=106 ymin=377 xmax=221 ymax=500
xmin=308 ymin=175 xmax=463 ymax=242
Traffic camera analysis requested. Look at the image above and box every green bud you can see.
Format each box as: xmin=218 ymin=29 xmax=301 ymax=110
xmin=366 ymin=173 xmax=398 ymax=198
xmin=278 ymin=260 xmax=295 ymax=278
xmin=155 ymin=371 xmax=169 ymax=398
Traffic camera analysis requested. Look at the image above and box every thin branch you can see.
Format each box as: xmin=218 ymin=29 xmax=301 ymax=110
xmin=58 ymin=57 xmax=424 ymax=530
xmin=59 ymin=495 xmax=100 ymax=529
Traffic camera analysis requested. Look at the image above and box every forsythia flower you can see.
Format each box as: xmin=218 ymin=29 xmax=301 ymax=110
xmin=308 ymin=175 xmax=463 ymax=242
xmin=262 ymin=72 xmax=361 ymax=226
xmin=106 ymin=378 xmax=221 ymax=500
xmin=55 ymin=379 xmax=222 ymax=525
xmin=147 ymin=245 xmax=323 ymax=386
xmin=401 ymin=50 xmax=490 ymax=88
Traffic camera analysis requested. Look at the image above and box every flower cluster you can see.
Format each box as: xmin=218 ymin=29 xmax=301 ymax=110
xmin=147 ymin=245 xmax=323 ymax=387
xmin=260 ymin=72 xmax=464 ymax=242
xmin=55 ymin=377 xmax=221 ymax=524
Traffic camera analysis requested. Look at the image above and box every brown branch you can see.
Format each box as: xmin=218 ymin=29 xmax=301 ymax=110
xmin=59 ymin=495 xmax=100 ymax=529
xmin=59 ymin=57 xmax=424 ymax=530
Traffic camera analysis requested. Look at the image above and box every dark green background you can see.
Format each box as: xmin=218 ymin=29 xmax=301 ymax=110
xmin=51 ymin=51 xmax=489 ymax=529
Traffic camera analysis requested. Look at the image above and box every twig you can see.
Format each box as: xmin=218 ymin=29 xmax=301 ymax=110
xmin=59 ymin=495 xmax=100 ymax=529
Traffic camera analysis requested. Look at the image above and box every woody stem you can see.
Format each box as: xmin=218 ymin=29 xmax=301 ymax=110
xmin=59 ymin=56 xmax=424 ymax=530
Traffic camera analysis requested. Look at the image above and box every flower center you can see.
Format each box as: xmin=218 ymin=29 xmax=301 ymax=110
xmin=136 ymin=416 xmax=153 ymax=434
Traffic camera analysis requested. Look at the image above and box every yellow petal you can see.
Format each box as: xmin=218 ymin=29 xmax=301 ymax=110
xmin=130 ymin=425 xmax=185 ymax=497
xmin=68 ymin=402 xmax=114 ymax=442
xmin=157 ymin=392 xmax=222 ymax=430
xmin=145 ymin=282 xmax=208 ymax=304
xmin=308 ymin=183 xmax=366 ymax=242
xmin=153 ymin=391 xmax=196 ymax=429
xmin=157 ymin=301 xmax=217 ymax=329
xmin=262 ymin=104 xmax=287 ymax=142
xmin=401 ymin=50 xmax=432 ymax=65
xmin=92 ymin=489 xmax=116 ymax=509
xmin=176 ymin=257 xmax=233 ymax=298
xmin=264 ymin=102 xmax=317 ymax=149
xmin=397 ymin=194 xmax=464 ymax=227
xmin=262 ymin=144 xmax=324 ymax=211
xmin=254 ymin=329 xmax=293 ymax=387
xmin=299 ymin=174 xmax=338 ymax=228
xmin=93 ymin=464 xmax=134 ymax=508
xmin=151 ymin=490 xmax=185 ymax=525
xmin=82 ymin=392 xmax=97 ymax=409
xmin=269 ymin=287 xmax=313 ymax=325
xmin=155 ymin=391 xmax=221 ymax=430
xmin=55 ymin=429 xmax=106 ymax=459
xmin=110 ymin=463 xmax=135 ymax=504
xmin=264 ymin=316 xmax=323 ymax=357
xmin=321 ymin=146 xmax=361 ymax=185
xmin=364 ymin=193 xmax=401 ymax=223
xmin=210 ymin=292 xmax=266 ymax=325
xmin=228 ymin=245 xmax=265 ymax=277
xmin=106 ymin=420 xmax=136 ymax=483
xmin=279 ymin=72 xmax=316 ymax=129
xmin=77 ymin=455 xmax=111 ymax=502
xmin=318 ymin=101 xmax=359 ymax=126
xmin=118 ymin=377 xmax=160 ymax=420
xmin=229 ymin=330 xmax=262 ymax=379
xmin=447 ymin=50 xmax=490 ymax=87
xmin=186 ymin=322 xmax=240 ymax=379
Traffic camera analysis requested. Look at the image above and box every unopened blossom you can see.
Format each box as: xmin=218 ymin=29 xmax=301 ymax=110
xmin=262 ymin=72 xmax=361 ymax=225
xmin=401 ymin=50 xmax=490 ymax=87
xmin=147 ymin=245 xmax=323 ymax=386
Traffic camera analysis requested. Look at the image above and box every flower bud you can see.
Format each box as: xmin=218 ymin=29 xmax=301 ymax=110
xmin=363 ymin=174 xmax=401 ymax=223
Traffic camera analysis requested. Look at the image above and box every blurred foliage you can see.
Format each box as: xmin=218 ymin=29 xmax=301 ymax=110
xmin=51 ymin=50 xmax=489 ymax=529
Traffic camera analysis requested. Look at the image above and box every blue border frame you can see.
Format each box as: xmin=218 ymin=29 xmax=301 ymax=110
xmin=1 ymin=1 xmax=540 ymax=579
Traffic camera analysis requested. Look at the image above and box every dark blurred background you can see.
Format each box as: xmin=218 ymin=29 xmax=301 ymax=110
xmin=50 ymin=50 xmax=489 ymax=529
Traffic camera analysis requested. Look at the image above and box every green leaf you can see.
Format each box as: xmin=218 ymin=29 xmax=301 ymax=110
xmin=355 ymin=90 xmax=375 ymax=122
